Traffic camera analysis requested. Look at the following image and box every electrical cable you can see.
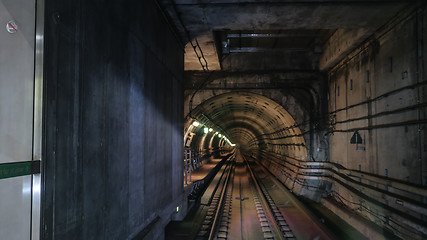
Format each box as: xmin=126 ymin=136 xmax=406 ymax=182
xmin=249 ymin=151 xmax=426 ymax=239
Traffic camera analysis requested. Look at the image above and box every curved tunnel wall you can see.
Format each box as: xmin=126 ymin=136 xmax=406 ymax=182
xmin=184 ymin=91 xmax=307 ymax=160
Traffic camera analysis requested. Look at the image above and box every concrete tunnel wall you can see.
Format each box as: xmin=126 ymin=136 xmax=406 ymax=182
xmin=184 ymin=91 xmax=308 ymax=162
xmin=42 ymin=0 xmax=184 ymax=239
xmin=182 ymin=7 xmax=427 ymax=240
xmin=323 ymin=8 xmax=427 ymax=239
xmin=328 ymin=8 xmax=427 ymax=185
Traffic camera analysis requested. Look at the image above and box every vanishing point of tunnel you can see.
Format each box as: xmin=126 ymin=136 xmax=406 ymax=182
xmin=1 ymin=0 xmax=427 ymax=240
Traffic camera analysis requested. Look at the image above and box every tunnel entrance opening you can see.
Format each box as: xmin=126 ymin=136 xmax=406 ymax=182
xmin=183 ymin=92 xmax=308 ymax=182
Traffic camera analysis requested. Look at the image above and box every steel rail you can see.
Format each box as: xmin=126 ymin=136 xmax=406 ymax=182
xmin=207 ymin=154 xmax=235 ymax=240
xmin=243 ymin=155 xmax=286 ymax=240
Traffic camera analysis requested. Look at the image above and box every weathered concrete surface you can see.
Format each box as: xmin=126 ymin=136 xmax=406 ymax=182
xmin=42 ymin=0 xmax=184 ymax=239
xmin=326 ymin=7 xmax=427 ymax=240
xmin=320 ymin=5 xmax=422 ymax=71
xmin=328 ymin=8 xmax=426 ymax=186
xmin=159 ymin=0 xmax=410 ymax=70
xmin=319 ymin=29 xmax=373 ymax=71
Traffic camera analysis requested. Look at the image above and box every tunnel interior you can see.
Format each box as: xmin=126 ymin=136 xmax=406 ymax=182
xmin=171 ymin=1 xmax=427 ymax=239
xmin=185 ymin=91 xmax=307 ymax=160
xmin=1 ymin=0 xmax=427 ymax=240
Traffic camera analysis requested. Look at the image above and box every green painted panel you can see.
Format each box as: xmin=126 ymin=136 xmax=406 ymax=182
xmin=0 ymin=161 xmax=39 ymax=179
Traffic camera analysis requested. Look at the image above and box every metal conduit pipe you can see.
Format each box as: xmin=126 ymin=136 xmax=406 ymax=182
xmin=329 ymin=80 xmax=427 ymax=114
xmin=258 ymin=83 xmax=427 ymax=138
xmin=257 ymin=101 xmax=427 ymax=139
xmin=269 ymin=162 xmax=426 ymax=217
xmin=246 ymin=153 xmax=427 ymax=239
xmin=333 ymin=102 xmax=427 ymax=125
xmin=249 ymin=153 xmax=426 ymax=209
xmin=258 ymin=150 xmax=427 ymax=196
xmin=256 ymin=118 xmax=427 ymax=139
xmin=258 ymin=82 xmax=427 ymax=138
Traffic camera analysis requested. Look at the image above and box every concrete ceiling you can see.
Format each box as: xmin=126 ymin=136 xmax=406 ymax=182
xmin=159 ymin=0 xmax=411 ymax=70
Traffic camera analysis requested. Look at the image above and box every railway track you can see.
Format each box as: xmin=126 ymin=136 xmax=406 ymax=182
xmin=195 ymin=152 xmax=236 ymax=240
xmin=245 ymin=155 xmax=296 ymax=240
xmin=166 ymin=150 xmax=333 ymax=240
xmin=195 ymin=151 xmax=297 ymax=240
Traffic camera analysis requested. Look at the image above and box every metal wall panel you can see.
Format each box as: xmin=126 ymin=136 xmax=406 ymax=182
xmin=0 ymin=0 xmax=40 ymax=240
xmin=0 ymin=175 xmax=32 ymax=240
xmin=0 ymin=0 xmax=35 ymax=164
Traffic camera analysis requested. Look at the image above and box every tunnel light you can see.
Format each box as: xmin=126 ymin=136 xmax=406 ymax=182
xmin=204 ymin=127 xmax=209 ymax=134
xmin=192 ymin=121 xmax=200 ymax=127
xmin=176 ymin=206 xmax=180 ymax=213
xmin=209 ymin=128 xmax=213 ymax=132
xmin=218 ymin=134 xmax=222 ymax=138
xmin=230 ymin=143 xmax=236 ymax=146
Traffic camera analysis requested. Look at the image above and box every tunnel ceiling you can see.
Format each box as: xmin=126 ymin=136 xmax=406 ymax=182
xmin=187 ymin=92 xmax=307 ymax=158
xmin=159 ymin=0 xmax=411 ymax=70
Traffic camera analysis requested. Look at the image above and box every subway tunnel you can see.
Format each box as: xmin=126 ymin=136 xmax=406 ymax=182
xmin=1 ymin=0 xmax=427 ymax=240
xmin=186 ymin=92 xmax=307 ymax=158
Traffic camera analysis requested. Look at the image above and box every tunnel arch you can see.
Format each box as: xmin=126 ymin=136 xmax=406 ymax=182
xmin=184 ymin=91 xmax=308 ymax=160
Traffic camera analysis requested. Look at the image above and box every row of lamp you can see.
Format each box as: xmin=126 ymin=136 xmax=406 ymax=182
xmin=192 ymin=121 xmax=236 ymax=146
